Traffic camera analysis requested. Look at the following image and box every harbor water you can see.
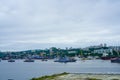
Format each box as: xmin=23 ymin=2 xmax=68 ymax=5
xmin=0 ymin=59 xmax=120 ymax=80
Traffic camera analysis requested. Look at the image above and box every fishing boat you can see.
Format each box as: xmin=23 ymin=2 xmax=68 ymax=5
xmin=8 ymin=59 xmax=15 ymax=62
xmin=54 ymin=57 xmax=76 ymax=63
xmin=24 ymin=59 xmax=34 ymax=62
xmin=111 ymin=58 xmax=120 ymax=63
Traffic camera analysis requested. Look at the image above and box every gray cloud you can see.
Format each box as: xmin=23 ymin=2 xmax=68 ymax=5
xmin=0 ymin=0 xmax=120 ymax=51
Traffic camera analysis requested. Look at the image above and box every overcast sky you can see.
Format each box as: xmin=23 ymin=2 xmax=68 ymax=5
xmin=0 ymin=0 xmax=120 ymax=51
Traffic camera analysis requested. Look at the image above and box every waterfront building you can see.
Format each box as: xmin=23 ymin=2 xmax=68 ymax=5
xmin=93 ymin=48 xmax=113 ymax=54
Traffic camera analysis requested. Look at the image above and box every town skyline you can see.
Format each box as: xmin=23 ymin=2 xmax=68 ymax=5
xmin=0 ymin=43 xmax=120 ymax=52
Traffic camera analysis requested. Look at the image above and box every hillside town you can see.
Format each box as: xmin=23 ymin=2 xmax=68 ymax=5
xmin=0 ymin=43 xmax=120 ymax=60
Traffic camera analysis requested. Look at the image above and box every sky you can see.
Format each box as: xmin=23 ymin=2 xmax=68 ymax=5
xmin=0 ymin=0 xmax=120 ymax=51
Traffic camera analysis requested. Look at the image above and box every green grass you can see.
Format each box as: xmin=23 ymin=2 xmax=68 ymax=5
xmin=31 ymin=73 xmax=120 ymax=80
xmin=31 ymin=72 xmax=69 ymax=80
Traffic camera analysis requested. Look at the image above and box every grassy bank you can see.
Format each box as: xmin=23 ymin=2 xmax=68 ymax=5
xmin=31 ymin=73 xmax=120 ymax=80
xmin=31 ymin=72 xmax=69 ymax=80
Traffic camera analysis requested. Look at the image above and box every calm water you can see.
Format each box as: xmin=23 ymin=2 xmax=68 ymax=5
xmin=0 ymin=59 xmax=120 ymax=80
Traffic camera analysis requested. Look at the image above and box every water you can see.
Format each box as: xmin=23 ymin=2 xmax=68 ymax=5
xmin=0 ymin=59 xmax=120 ymax=80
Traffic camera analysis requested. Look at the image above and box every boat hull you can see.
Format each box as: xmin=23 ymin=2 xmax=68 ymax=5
xmin=8 ymin=60 xmax=15 ymax=62
xmin=111 ymin=58 xmax=120 ymax=63
xmin=24 ymin=59 xmax=34 ymax=62
xmin=54 ymin=58 xmax=76 ymax=63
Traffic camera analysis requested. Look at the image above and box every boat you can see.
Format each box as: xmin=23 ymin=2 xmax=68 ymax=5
xmin=54 ymin=57 xmax=76 ymax=63
xmin=101 ymin=52 xmax=116 ymax=60
xmin=101 ymin=56 xmax=112 ymax=60
xmin=2 ymin=57 xmax=9 ymax=60
xmin=24 ymin=59 xmax=34 ymax=62
xmin=111 ymin=58 xmax=120 ymax=63
xmin=8 ymin=59 xmax=15 ymax=62
xmin=41 ymin=59 xmax=48 ymax=61
xmin=8 ymin=79 xmax=14 ymax=80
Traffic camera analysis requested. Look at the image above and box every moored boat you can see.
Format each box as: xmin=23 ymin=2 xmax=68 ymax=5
xmin=101 ymin=53 xmax=112 ymax=60
xmin=111 ymin=58 xmax=120 ymax=63
xmin=101 ymin=56 xmax=111 ymax=60
xmin=8 ymin=59 xmax=15 ymax=62
xmin=24 ymin=59 xmax=34 ymax=62
xmin=54 ymin=57 xmax=76 ymax=63
xmin=41 ymin=59 xmax=48 ymax=61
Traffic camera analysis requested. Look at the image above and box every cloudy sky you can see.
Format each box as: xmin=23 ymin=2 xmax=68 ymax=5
xmin=0 ymin=0 xmax=120 ymax=51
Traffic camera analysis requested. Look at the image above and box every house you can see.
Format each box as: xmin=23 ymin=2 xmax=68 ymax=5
xmin=93 ymin=48 xmax=113 ymax=54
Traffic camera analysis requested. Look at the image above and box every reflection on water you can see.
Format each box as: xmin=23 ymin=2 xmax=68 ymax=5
xmin=0 ymin=59 xmax=120 ymax=80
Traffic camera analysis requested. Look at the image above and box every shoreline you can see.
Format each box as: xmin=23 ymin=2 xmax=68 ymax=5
xmin=31 ymin=72 xmax=120 ymax=80
xmin=70 ymin=72 xmax=120 ymax=75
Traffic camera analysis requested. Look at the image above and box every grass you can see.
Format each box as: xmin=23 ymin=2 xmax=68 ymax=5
xmin=31 ymin=72 xmax=69 ymax=80
xmin=31 ymin=73 xmax=120 ymax=80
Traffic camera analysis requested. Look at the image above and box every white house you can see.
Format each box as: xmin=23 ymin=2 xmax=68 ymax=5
xmin=93 ymin=49 xmax=113 ymax=54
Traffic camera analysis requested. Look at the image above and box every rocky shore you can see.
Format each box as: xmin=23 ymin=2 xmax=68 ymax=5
xmin=31 ymin=73 xmax=120 ymax=80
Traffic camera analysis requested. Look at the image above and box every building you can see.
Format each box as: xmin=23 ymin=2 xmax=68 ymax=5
xmin=93 ymin=48 xmax=113 ymax=54
xmin=68 ymin=51 xmax=77 ymax=54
